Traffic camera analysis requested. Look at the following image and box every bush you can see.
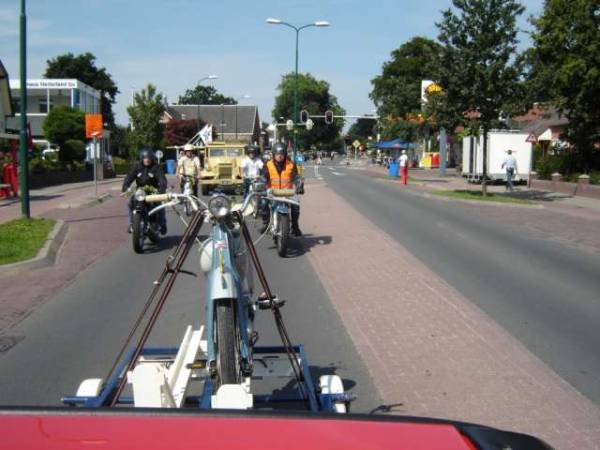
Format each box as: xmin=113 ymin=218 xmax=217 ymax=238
xmin=62 ymin=139 xmax=86 ymax=162
xmin=29 ymin=156 xmax=62 ymax=174
xmin=112 ymin=156 xmax=132 ymax=175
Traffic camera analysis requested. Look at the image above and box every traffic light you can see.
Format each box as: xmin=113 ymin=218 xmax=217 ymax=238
xmin=325 ymin=110 xmax=333 ymax=125
xmin=300 ymin=109 xmax=309 ymax=123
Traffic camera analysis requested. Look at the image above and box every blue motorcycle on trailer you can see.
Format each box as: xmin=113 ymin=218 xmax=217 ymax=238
xmin=64 ymin=189 xmax=351 ymax=411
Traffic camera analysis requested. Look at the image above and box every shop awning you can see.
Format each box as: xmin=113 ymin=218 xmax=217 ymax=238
xmin=376 ymin=138 xmax=416 ymax=150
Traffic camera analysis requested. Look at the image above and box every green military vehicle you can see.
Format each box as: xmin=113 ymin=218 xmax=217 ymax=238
xmin=200 ymin=141 xmax=246 ymax=195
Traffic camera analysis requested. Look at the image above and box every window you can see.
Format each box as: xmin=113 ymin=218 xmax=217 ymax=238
xmin=39 ymin=98 xmax=53 ymax=114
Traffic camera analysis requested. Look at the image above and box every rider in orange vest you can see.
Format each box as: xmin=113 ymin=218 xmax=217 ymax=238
xmin=263 ymin=143 xmax=302 ymax=236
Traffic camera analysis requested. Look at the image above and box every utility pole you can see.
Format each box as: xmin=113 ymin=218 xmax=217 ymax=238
xmin=19 ymin=0 xmax=30 ymax=218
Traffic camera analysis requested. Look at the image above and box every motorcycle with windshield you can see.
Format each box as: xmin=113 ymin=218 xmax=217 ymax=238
xmin=262 ymin=188 xmax=300 ymax=257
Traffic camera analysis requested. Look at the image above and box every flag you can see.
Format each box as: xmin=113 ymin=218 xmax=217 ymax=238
xmin=199 ymin=124 xmax=213 ymax=145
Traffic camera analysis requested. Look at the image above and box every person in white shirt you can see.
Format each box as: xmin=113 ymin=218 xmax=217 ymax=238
xmin=240 ymin=146 xmax=264 ymax=198
xmin=399 ymin=150 xmax=409 ymax=185
xmin=177 ymin=144 xmax=202 ymax=196
xmin=501 ymin=149 xmax=518 ymax=192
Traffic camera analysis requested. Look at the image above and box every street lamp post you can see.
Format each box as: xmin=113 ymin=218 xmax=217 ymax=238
xmin=196 ymin=75 xmax=218 ymax=131
xmin=266 ymin=18 xmax=329 ymax=160
xmin=234 ymin=94 xmax=251 ymax=141
xmin=19 ymin=0 xmax=29 ymax=218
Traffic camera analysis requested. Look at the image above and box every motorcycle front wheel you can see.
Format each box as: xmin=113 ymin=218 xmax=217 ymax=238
xmin=215 ymin=299 xmax=239 ymax=386
xmin=132 ymin=213 xmax=145 ymax=254
xmin=276 ymin=214 xmax=289 ymax=257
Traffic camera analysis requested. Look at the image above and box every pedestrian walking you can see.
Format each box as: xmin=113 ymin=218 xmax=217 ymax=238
xmin=399 ymin=150 xmax=409 ymax=185
xmin=501 ymin=149 xmax=518 ymax=192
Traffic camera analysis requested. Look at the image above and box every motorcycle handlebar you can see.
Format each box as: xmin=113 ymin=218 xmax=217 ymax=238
xmin=145 ymin=193 xmax=171 ymax=203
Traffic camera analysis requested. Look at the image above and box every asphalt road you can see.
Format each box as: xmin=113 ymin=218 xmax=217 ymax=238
xmin=315 ymin=162 xmax=600 ymax=405
xmin=0 ymin=203 xmax=380 ymax=412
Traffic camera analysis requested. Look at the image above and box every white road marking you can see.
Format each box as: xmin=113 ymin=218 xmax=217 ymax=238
xmin=331 ymin=172 xmax=345 ymax=176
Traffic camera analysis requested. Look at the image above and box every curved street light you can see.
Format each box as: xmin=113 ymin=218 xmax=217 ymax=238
xmin=266 ymin=17 xmax=329 ymax=159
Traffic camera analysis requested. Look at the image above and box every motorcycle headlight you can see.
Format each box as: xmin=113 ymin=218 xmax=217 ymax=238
xmin=134 ymin=189 xmax=147 ymax=202
xmin=208 ymin=194 xmax=231 ymax=218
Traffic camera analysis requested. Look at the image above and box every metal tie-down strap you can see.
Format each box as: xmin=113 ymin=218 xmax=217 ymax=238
xmin=107 ymin=209 xmax=206 ymax=406
xmin=237 ymin=212 xmax=309 ymax=404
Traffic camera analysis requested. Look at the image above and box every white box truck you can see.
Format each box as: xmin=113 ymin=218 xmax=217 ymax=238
xmin=462 ymin=130 xmax=533 ymax=183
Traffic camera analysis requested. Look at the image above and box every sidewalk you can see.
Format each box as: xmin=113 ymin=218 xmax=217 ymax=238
xmin=0 ymin=178 xmax=123 ymax=225
xmin=302 ymin=179 xmax=600 ymax=450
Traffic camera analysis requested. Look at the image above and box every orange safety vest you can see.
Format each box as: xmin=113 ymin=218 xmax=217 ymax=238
xmin=266 ymin=159 xmax=295 ymax=189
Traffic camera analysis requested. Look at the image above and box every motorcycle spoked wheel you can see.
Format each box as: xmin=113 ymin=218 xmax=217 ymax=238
xmin=132 ymin=213 xmax=145 ymax=254
xmin=214 ymin=299 xmax=240 ymax=387
xmin=276 ymin=213 xmax=289 ymax=257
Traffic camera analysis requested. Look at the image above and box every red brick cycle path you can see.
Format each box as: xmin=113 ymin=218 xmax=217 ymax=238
xmin=302 ymin=179 xmax=600 ymax=450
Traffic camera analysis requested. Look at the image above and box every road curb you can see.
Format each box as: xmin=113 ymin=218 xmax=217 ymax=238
xmin=58 ymin=192 xmax=112 ymax=209
xmin=378 ymin=180 xmax=545 ymax=209
xmin=419 ymin=190 xmax=545 ymax=209
xmin=0 ymin=219 xmax=68 ymax=275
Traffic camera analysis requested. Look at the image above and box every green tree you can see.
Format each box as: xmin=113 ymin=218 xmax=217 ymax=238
xmin=110 ymin=125 xmax=132 ymax=158
xmin=178 ymin=85 xmax=236 ymax=105
xmin=526 ymin=0 xmax=600 ymax=173
xmin=347 ymin=118 xmax=377 ymax=141
xmin=437 ymin=0 xmax=525 ymax=194
xmin=42 ymin=106 xmax=85 ymax=162
xmin=272 ymin=73 xmax=345 ymax=151
xmin=370 ymin=37 xmax=444 ymax=140
xmin=45 ymin=52 xmax=119 ymax=127
xmin=127 ymin=84 xmax=166 ymax=156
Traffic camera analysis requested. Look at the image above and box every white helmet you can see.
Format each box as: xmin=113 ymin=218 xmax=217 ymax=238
xmin=183 ymin=144 xmax=194 ymax=152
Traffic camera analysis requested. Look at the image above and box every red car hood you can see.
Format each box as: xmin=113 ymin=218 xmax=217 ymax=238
xmin=0 ymin=408 xmax=551 ymax=450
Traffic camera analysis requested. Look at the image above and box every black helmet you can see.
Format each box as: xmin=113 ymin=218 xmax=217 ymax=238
xmin=139 ymin=148 xmax=155 ymax=162
xmin=272 ymin=142 xmax=286 ymax=156
xmin=248 ymin=145 xmax=258 ymax=155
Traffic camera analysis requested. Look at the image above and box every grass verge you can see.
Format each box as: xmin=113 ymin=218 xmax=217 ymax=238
xmin=0 ymin=218 xmax=56 ymax=265
xmin=431 ymin=189 xmax=532 ymax=205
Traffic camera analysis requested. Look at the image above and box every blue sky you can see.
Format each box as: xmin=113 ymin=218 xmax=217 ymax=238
xmin=0 ymin=0 xmax=543 ymax=126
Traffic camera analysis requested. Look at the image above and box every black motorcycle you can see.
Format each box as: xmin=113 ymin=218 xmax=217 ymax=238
xmin=131 ymin=187 xmax=161 ymax=253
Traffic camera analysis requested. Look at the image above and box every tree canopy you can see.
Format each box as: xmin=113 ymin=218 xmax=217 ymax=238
xmin=526 ymin=0 xmax=600 ymax=172
xmin=272 ymin=73 xmax=345 ymax=151
xmin=347 ymin=118 xmax=377 ymax=142
xmin=370 ymin=37 xmax=444 ymax=141
xmin=178 ymin=85 xmax=236 ymax=105
xmin=42 ymin=106 xmax=85 ymax=162
xmin=127 ymin=84 xmax=166 ymax=155
xmin=436 ymin=0 xmax=525 ymax=129
xmin=45 ymin=52 xmax=119 ymax=127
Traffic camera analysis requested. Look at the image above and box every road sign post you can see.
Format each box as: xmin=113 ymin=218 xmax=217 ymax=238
xmin=86 ymin=114 xmax=103 ymax=198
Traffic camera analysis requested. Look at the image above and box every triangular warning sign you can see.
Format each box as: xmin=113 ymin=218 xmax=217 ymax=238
xmin=526 ymin=133 xmax=538 ymax=143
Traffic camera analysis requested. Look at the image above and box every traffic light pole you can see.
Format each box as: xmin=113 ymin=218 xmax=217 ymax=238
xmin=19 ymin=0 xmax=30 ymax=218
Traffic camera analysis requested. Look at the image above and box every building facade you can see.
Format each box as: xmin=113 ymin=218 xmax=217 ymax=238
xmin=0 ymin=60 xmax=15 ymax=140
xmin=6 ymin=78 xmax=101 ymax=141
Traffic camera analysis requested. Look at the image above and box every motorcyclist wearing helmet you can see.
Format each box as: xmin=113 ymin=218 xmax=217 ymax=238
xmin=241 ymin=145 xmax=264 ymax=198
xmin=122 ymin=148 xmax=168 ymax=235
xmin=177 ymin=143 xmax=201 ymax=197
xmin=262 ymin=142 xmax=302 ymax=236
